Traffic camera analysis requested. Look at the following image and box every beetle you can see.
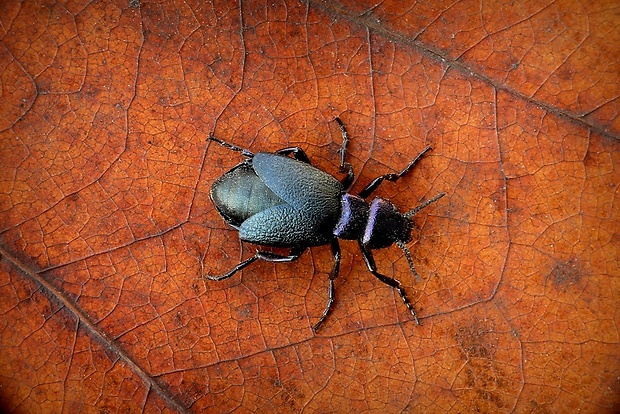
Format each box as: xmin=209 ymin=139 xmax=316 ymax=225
xmin=205 ymin=118 xmax=444 ymax=331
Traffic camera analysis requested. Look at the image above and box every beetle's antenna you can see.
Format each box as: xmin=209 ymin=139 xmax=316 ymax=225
xmin=395 ymin=240 xmax=421 ymax=281
xmin=399 ymin=192 xmax=444 ymax=281
xmin=404 ymin=193 xmax=445 ymax=218
xmin=209 ymin=136 xmax=254 ymax=158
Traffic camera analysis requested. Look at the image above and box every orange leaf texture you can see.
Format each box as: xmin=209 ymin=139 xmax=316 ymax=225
xmin=1 ymin=0 xmax=618 ymax=412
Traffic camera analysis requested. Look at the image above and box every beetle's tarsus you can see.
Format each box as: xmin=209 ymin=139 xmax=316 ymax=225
xmin=313 ymin=239 xmax=342 ymax=332
xmin=313 ymin=278 xmax=334 ymax=332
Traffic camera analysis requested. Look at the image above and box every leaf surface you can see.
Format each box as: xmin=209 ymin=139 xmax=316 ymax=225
xmin=1 ymin=0 xmax=618 ymax=412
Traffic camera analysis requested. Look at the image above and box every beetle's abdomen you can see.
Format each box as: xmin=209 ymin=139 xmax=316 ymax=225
xmin=239 ymin=204 xmax=332 ymax=247
xmin=211 ymin=163 xmax=285 ymax=227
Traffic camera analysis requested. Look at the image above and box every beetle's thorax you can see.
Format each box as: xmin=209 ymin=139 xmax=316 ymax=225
xmin=333 ymin=193 xmax=412 ymax=249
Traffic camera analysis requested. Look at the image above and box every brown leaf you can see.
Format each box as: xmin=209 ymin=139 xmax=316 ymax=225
xmin=1 ymin=0 xmax=618 ymax=412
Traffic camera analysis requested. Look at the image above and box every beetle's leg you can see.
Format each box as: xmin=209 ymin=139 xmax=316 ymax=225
xmin=209 ymin=136 xmax=255 ymax=158
xmin=254 ymin=247 xmax=307 ymax=263
xmin=334 ymin=117 xmax=355 ymax=190
xmin=358 ymin=241 xmax=420 ymax=325
xmin=335 ymin=117 xmax=349 ymax=167
xmin=358 ymin=146 xmax=432 ymax=199
xmin=204 ymin=246 xmax=306 ymax=281
xmin=204 ymin=255 xmax=259 ymax=281
xmin=339 ymin=165 xmax=354 ymax=190
xmin=313 ymin=239 xmax=341 ymax=332
xmin=275 ymin=147 xmax=312 ymax=164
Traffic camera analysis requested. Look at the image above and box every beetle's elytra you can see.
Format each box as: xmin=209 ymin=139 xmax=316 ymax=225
xmin=206 ymin=118 xmax=445 ymax=331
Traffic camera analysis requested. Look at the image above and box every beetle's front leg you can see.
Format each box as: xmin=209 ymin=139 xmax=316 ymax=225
xmin=204 ymin=246 xmax=306 ymax=281
xmin=313 ymin=239 xmax=341 ymax=332
xmin=358 ymin=241 xmax=420 ymax=325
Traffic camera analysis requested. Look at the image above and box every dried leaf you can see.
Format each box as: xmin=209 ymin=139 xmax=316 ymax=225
xmin=1 ymin=0 xmax=618 ymax=412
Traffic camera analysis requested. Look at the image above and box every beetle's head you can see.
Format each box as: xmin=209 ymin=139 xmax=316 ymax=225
xmin=334 ymin=192 xmax=445 ymax=277
xmin=333 ymin=194 xmax=411 ymax=248
xmin=363 ymin=198 xmax=413 ymax=248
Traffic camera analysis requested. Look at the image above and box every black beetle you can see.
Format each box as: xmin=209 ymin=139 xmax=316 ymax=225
xmin=206 ymin=118 xmax=444 ymax=331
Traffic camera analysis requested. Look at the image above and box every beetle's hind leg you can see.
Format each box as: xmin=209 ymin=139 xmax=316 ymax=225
xmin=357 ymin=241 xmax=420 ymax=325
xmin=209 ymin=136 xmax=255 ymax=158
xmin=204 ymin=255 xmax=259 ymax=281
xmin=334 ymin=117 xmax=355 ymax=190
xmin=313 ymin=239 xmax=341 ymax=332
xmin=203 ymin=246 xmax=306 ymax=281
